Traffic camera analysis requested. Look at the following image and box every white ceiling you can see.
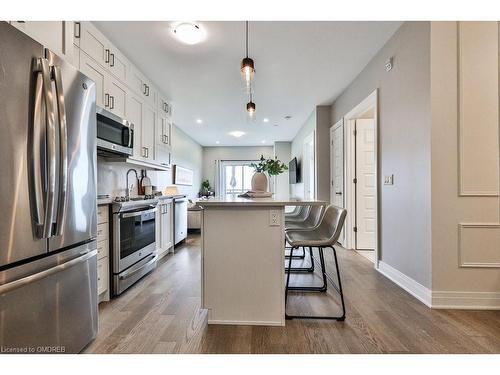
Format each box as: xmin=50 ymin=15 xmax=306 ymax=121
xmin=94 ymin=21 xmax=401 ymax=146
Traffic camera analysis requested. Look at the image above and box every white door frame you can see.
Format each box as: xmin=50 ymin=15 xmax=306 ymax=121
xmin=343 ymin=89 xmax=379 ymax=268
xmin=303 ymin=131 xmax=316 ymax=199
xmin=330 ymin=119 xmax=345 ymax=245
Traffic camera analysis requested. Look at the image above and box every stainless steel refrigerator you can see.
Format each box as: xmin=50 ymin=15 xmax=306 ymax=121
xmin=0 ymin=22 xmax=98 ymax=353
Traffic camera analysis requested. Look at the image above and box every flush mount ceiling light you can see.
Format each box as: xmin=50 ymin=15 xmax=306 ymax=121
xmin=241 ymin=21 xmax=255 ymax=91
xmin=229 ymin=131 xmax=246 ymax=138
xmin=263 ymin=118 xmax=269 ymax=123
xmin=215 ymin=140 xmax=220 ymax=144
xmin=173 ymin=22 xmax=206 ymax=45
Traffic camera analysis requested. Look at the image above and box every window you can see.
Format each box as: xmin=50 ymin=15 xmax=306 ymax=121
xmin=219 ymin=161 xmax=258 ymax=195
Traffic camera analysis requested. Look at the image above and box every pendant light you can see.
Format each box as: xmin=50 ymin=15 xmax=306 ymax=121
xmin=241 ymin=21 xmax=255 ymax=91
xmin=247 ymin=91 xmax=256 ymax=117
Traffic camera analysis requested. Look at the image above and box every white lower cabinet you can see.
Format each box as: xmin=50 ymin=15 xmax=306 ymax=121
xmin=97 ymin=205 xmax=110 ymax=302
xmin=156 ymin=200 xmax=174 ymax=258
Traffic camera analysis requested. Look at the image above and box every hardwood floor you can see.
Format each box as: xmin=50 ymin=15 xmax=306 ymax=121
xmin=84 ymin=234 xmax=500 ymax=354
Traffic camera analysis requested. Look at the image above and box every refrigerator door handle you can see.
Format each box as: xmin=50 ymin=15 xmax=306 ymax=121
xmin=38 ymin=58 xmax=57 ymax=239
xmin=53 ymin=65 xmax=68 ymax=236
xmin=0 ymin=250 xmax=97 ymax=295
xmin=31 ymin=70 xmax=46 ymax=237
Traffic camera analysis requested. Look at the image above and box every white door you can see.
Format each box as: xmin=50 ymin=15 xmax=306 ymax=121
xmin=303 ymin=132 xmax=315 ymax=200
xmin=355 ymin=119 xmax=376 ymax=250
xmin=330 ymin=120 xmax=345 ymax=244
xmin=330 ymin=121 xmax=344 ymax=207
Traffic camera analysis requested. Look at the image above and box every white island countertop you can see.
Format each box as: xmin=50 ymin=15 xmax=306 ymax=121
xmin=197 ymin=195 xmax=325 ymax=207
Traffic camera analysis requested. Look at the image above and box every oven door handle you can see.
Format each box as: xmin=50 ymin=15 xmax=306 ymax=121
xmin=118 ymin=254 xmax=158 ymax=280
xmin=120 ymin=207 xmax=157 ymax=218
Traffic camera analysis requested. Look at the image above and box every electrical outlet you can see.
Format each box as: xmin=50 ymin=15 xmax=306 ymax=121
xmin=269 ymin=210 xmax=280 ymax=226
xmin=384 ymin=174 xmax=394 ymax=185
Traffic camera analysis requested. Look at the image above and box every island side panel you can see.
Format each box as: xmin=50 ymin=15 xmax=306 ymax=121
xmin=202 ymin=206 xmax=285 ymax=326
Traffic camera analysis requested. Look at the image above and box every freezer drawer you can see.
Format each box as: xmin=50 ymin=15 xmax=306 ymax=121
xmin=0 ymin=242 xmax=98 ymax=353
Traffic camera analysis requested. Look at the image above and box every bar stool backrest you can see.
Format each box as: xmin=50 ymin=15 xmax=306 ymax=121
xmin=303 ymin=204 xmax=326 ymax=228
xmin=317 ymin=205 xmax=347 ymax=245
xmin=289 ymin=205 xmax=311 ymax=222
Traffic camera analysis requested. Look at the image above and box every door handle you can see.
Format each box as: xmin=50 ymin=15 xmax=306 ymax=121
xmin=40 ymin=58 xmax=57 ymax=239
xmin=110 ymin=53 xmax=115 ymax=67
xmin=335 ymin=192 xmax=342 ymax=195
xmin=31 ymin=70 xmax=45 ymax=238
xmin=105 ymin=49 xmax=110 ymax=63
xmin=52 ymin=65 xmax=68 ymax=236
xmin=110 ymin=95 xmax=115 ymax=110
xmin=74 ymin=22 xmax=81 ymax=38
xmin=105 ymin=93 xmax=110 ymax=108
xmin=0 ymin=250 xmax=97 ymax=295
xmin=146 ymin=85 xmax=150 ymax=97
xmin=143 ymin=83 xmax=147 ymax=95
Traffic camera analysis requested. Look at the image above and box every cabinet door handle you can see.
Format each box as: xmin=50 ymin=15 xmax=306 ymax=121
xmin=74 ymin=22 xmax=81 ymax=38
xmin=141 ymin=147 xmax=146 ymax=157
xmin=110 ymin=95 xmax=115 ymax=110
xmin=143 ymin=83 xmax=147 ymax=95
xmin=146 ymin=85 xmax=150 ymax=97
xmin=146 ymin=147 xmax=149 ymax=158
xmin=105 ymin=93 xmax=109 ymax=108
xmin=110 ymin=53 xmax=115 ymax=67
xmin=105 ymin=49 xmax=110 ymax=64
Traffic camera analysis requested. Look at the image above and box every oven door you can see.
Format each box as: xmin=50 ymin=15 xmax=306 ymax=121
xmin=113 ymin=206 xmax=157 ymax=273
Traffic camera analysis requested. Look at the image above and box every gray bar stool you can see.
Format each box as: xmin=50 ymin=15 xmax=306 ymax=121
xmin=284 ymin=204 xmax=325 ymax=271
xmin=284 ymin=206 xmax=301 ymax=219
xmin=284 ymin=205 xmax=311 ymax=259
xmin=284 ymin=205 xmax=347 ymax=321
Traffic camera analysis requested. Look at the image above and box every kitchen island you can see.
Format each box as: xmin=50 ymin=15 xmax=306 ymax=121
xmin=197 ymin=196 xmax=325 ymax=326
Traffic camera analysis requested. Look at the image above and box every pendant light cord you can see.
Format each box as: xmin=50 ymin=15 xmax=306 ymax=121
xmin=245 ymin=21 xmax=249 ymax=58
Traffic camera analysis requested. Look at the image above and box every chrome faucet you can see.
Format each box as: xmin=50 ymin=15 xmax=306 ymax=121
xmin=125 ymin=168 xmax=138 ymax=201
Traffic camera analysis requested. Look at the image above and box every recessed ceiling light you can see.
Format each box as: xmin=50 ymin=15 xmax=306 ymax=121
xmin=196 ymin=119 xmax=203 ymax=124
xmin=263 ymin=118 xmax=269 ymax=123
xmin=229 ymin=131 xmax=246 ymax=138
xmin=261 ymin=140 xmax=266 ymax=144
xmin=215 ymin=140 xmax=220 ymax=144
xmin=173 ymin=22 xmax=206 ymax=45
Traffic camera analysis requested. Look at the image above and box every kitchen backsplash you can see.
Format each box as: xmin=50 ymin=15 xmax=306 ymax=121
xmin=97 ymin=157 xmax=172 ymax=198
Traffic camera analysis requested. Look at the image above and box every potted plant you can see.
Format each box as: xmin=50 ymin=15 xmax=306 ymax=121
xmin=250 ymin=155 xmax=288 ymax=192
xmin=199 ymin=179 xmax=212 ymax=197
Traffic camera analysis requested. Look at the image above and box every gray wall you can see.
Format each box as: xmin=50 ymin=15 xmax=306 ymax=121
xmin=170 ymin=125 xmax=203 ymax=198
xmin=330 ymin=22 xmax=432 ymax=288
xmin=273 ymin=142 xmax=292 ymax=199
xmin=202 ymin=146 xmax=274 ymax=189
xmin=290 ymin=110 xmax=316 ymax=199
xmin=315 ymin=106 xmax=333 ymax=202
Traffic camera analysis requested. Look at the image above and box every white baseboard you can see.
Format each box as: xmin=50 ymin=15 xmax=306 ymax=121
xmin=208 ymin=319 xmax=284 ymax=326
xmin=377 ymin=261 xmax=432 ymax=307
xmin=432 ymin=291 xmax=500 ymax=310
xmin=378 ymin=261 xmax=500 ymax=310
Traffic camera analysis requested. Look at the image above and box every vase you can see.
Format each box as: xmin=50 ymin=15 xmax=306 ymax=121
xmin=251 ymin=172 xmax=268 ymax=192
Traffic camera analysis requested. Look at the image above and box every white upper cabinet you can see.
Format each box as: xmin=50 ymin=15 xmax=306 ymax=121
xmin=10 ymin=21 xmax=76 ymax=66
xmin=80 ymin=53 xmax=106 ymax=108
xmin=141 ymin=105 xmax=156 ymax=161
xmin=79 ymin=22 xmax=129 ymax=83
xmin=105 ymin=77 xmax=127 ymax=119
xmin=80 ymin=22 xmax=108 ymax=67
xmin=128 ymin=65 xmax=157 ymax=108
xmin=127 ymin=94 xmax=144 ymax=160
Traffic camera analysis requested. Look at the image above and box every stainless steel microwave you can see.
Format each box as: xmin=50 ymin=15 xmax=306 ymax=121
xmin=96 ymin=106 xmax=134 ymax=157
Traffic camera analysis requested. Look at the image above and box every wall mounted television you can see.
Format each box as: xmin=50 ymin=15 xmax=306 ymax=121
xmin=289 ymin=157 xmax=300 ymax=184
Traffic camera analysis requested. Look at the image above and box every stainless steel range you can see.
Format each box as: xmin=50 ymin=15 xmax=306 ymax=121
xmin=111 ymin=197 xmax=159 ymax=296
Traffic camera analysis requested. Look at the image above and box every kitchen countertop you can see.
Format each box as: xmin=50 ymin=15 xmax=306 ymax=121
xmin=97 ymin=194 xmax=186 ymax=206
xmin=196 ymin=195 xmax=325 ymax=207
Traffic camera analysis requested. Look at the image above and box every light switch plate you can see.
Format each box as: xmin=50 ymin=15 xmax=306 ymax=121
xmin=269 ymin=210 xmax=280 ymax=226
xmin=384 ymin=174 xmax=394 ymax=185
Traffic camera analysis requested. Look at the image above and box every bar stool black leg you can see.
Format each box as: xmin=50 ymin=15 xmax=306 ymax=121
xmin=285 ymin=245 xmax=305 ymax=259
xmin=285 ymin=246 xmax=314 ymax=273
xmin=285 ymin=245 xmax=346 ymax=321
xmin=284 ymin=246 xmax=295 ymax=316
